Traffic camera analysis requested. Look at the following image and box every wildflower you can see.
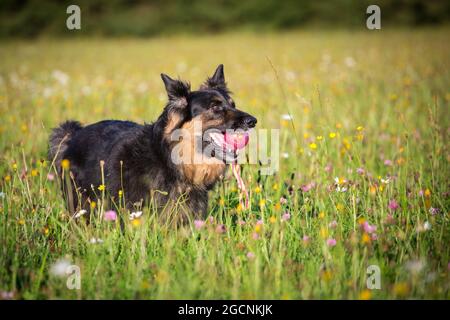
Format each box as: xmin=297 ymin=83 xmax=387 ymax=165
xmin=424 ymin=189 xmax=431 ymax=197
xmin=384 ymin=159 xmax=393 ymax=166
xmin=429 ymin=207 xmax=439 ymax=215
xmin=356 ymin=168 xmax=365 ymax=175
xmin=359 ymin=289 xmax=372 ymax=300
xmin=328 ymin=220 xmax=338 ymax=229
xmin=301 ymin=182 xmax=314 ymax=192
xmin=318 ymin=211 xmax=325 ymax=219
xmin=61 ymin=159 xmax=70 ymax=170
xmin=356 ymin=126 xmax=364 ymax=131
xmin=302 ymin=235 xmax=310 ymax=244
xmin=98 ymin=184 xmax=106 ymax=191
xmin=118 ymin=190 xmax=123 ymax=197
xmin=31 ymin=169 xmax=38 ymax=177
xmin=219 ymin=198 xmax=225 ymax=206
xmin=104 ymin=210 xmax=117 ymax=221
xmin=336 ymin=123 xmax=342 ymax=129
xmin=329 ymin=132 xmax=336 ymax=139
xmin=320 ymin=227 xmax=328 ymax=239
xmin=246 ymin=252 xmax=255 ymax=260
xmin=50 ymin=258 xmax=71 ymax=277
xmin=194 ymin=220 xmax=205 ymax=230
xmin=281 ymin=152 xmax=289 ymax=159
xmin=236 ymin=203 xmax=243 ymax=213
xmin=282 ymin=212 xmax=291 ymax=221
xmin=324 ymin=164 xmax=333 ymax=173
xmin=279 ymin=197 xmax=287 ymax=205
xmin=131 ymin=218 xmax=141 ymax=227
xmin=90 ymin=201 xmax=96 ymax=209
xmin=129 ymin=211 xmax=142 ymax=220
xmin=380 ymin=177 xmax=390 ymax=184
xmin=74 ymin=209 xmax=87 ymax=219
xmin=12 ymin=163 xmax=18 ymax=171
xmin=316 ymin=135 xmax=323 ymax=141
xmin=18 ymin=218 xmax=25 ymax=225
xmin=89 ymin=237 xmax=104 ymax=244
xmin=4 ymin=175 xmax=11 ymax=182
xmin=326 ymin=238 xmax=337 ymax=247
xmin=254 ymin=224 xmax=262 ymax=234
xmin=423 ymin=221 xmax=431 ymax=230
xmin=272 ymin=183 xmax=278 ymax=191
xmin=238 ymin=220 xmax=246 ymax=226
xmin=274 ymin=203 xmax=281 ymax=211
xmin=281 ymin=114 xmax=292 ymax=121
xmin=388 ymin=200 xmax=399 ymax=211
xmin=393 ymin=282 xmax=409 ymax=297
xmin=215 ymin=224 xmax=226 ymax=234
xmin=0 ymin=291 xmax=14 ymax=300
xmin=252 ymin=232 xmax=259 ymax=240
xmin=47 ymin=173 xmax=55 ymax=181
xmin=336 ymin=203 xmax=345 ymax=212
xmin=363 ymin=221 xmax=377 ymax=234
xmin=269 ymin=216 xmax=277 ymax=224
xmin=259 ymin=199 xmax=266 ymax=208
xmin=254 ymin=186 xmax=261 ymax=193
xmin=309 ymin=142 xmax=317 ymax=150
xmin=361 ymin=233 xmax=371 ymax=244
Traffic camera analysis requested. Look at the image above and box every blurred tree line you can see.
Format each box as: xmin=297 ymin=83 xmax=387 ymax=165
xmin=0 ymin=0 xmax=448 ymax=38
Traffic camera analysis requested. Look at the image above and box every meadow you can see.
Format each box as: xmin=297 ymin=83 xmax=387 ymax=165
xmin=0 ymin=29 xmax=449 ymax=299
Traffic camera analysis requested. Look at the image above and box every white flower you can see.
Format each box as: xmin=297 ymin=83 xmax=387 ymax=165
xmin=74 ymin=209 xmax=87 ymax=218
xmin=89 ymin=237 xmax=104 ymax=244
xmin=50 ymin=258 xmax=71 ymax=277
xmin=52 ymin=70 xmax=69 ymax=86
xmin=281 ymin=114 xmax=292 ymax=121
xmin=423 ymin=221 xmax=431 ymax=230
xmin=282 ymin=152 xmax=289 ymax=159
xmin=381 ymin=177 xmax=390 ymax=184
xmin=129 ymin=211 xmax=143 ymax=220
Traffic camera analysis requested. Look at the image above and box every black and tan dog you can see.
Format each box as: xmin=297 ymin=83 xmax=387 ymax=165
xmin=49 ymin=65 xmax=257 ymax=222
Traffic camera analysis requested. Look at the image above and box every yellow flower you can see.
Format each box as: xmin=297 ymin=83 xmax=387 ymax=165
xmin=254 ymin=224 xmax=262 ymax=233
xmin=12 ymin=163 xmax=18 ymax=171
xmin=61 ymin=159 xmax=70 ymax=170
xmin=361 ymin=233 xmax=371 ymax=244
xmin=357 ymin=217 xmax=366 ymax=225
xmin=359 ymin=289 xmax=372 ymax=300
xmin=356 ymin=133 xmax=364 ymax=141
xmin=303 ymin=132 xmax=310 ymax=139
xmin=4 ymin=175 xmax=11 ymax=182
xmin=309 ymin=143 xmax=317 ymax=150
xmin=254 ymin=186 xmax=261 ymax=194
xmin=272 ymin=183 xmax=278 ymax=191
xmin=236 ymin=203 xmax=243 ymax=213
xmin=219 ymin=198 xmax=225 ymax=206
xmin=336 ymin=203 xmax=344 ymax=212
xmin=356 ymin=126 xmax=364 ymax=131
xmin=259 ymin=199 xmax=266 ymax=208
xmin=43 ymin=227 xmax=49 ymax=236
xmin=90 ymin=201 xmax=96 ymax=209
xmin=369 ymin=186 xmax=377 ymax=196
xmin=316 ymin=135 xmax=323 ymax=141
xmin=274 ymin=203 xmax=281 ymax=211
xmin=297 ymin=148 xmax=304 ymax=155
xmin=18 ymin=218 xmax=25 ymax=225
xmin=31 ymin=169 xmax=38 ymax=177
xmin=336 ymin=123 xmax=342 ymax=129
xmin=98 ymin=184 xmax=106 ymax=191
xmin=320 ymin=227 xmax=328 ymax=238
xmin=393 ymin=282 xmax=409 ymax=297
xmin=329 ymin=132 xmax=336 ymax=139
xmin=424 ymin=189 xmax=431 ymax=197
xmin=318 ymin=211 xmax=325 ymax=219
xmin=269 ymin=216 xmax=277 ymax=224
xmin=131 ymin=218 xmax=142 ymax=227
xmin=118 ymin=190 xmax=123 ymax=197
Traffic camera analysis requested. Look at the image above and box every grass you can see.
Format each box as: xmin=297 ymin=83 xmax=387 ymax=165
xmin=0 ymin=29 xmax=449 ymax=299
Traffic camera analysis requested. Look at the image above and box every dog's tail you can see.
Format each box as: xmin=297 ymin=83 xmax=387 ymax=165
xmin=48 ymin=121 xmax=82 ymax=171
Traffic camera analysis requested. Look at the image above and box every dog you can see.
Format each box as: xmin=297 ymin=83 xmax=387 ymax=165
xmin=49 ymin=65 xmax=257 ymax=222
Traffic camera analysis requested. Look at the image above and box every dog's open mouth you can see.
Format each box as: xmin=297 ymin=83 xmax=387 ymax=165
xmin=207 ymin=129 xmax=250 ymax=162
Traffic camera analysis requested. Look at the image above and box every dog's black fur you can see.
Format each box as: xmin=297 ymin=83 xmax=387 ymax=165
xmin=49 ymin=65 xmax=256 ymax=222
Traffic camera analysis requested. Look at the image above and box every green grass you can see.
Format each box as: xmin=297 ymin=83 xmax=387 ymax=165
xmin=0 ymin=29 xmax=449 ymax=299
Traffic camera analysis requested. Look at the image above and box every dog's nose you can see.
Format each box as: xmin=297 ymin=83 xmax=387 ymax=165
xmin=243 ymin=116 xmax=257 ymax=128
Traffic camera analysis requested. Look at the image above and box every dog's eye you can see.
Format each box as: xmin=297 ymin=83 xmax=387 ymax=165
xmin=211 ymin=104 xmax=224 ymax=111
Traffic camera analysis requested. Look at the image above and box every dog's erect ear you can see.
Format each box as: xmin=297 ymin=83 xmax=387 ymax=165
xmin=161 ymin=73 xmax=190 ymax=106
xmin=201 ymin=64 xmax=227 ymax=90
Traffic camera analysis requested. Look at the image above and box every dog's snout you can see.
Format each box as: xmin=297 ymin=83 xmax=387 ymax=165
xmin=243 ymin=116 xmax=257 ymax=128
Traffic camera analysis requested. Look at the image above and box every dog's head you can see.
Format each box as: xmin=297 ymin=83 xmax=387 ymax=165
xmin=161 ymin=64 xmax=257 ymax=163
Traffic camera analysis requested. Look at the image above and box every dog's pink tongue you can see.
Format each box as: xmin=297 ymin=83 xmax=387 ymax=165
xmin=224 ymin=132 xmax=249 ymax=150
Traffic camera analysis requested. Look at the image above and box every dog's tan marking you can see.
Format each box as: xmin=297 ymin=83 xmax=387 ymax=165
xmin=174 ymin=114 xmax=226 ymax=188
xmin=164 ymin=111 xmax=183 ymax=139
